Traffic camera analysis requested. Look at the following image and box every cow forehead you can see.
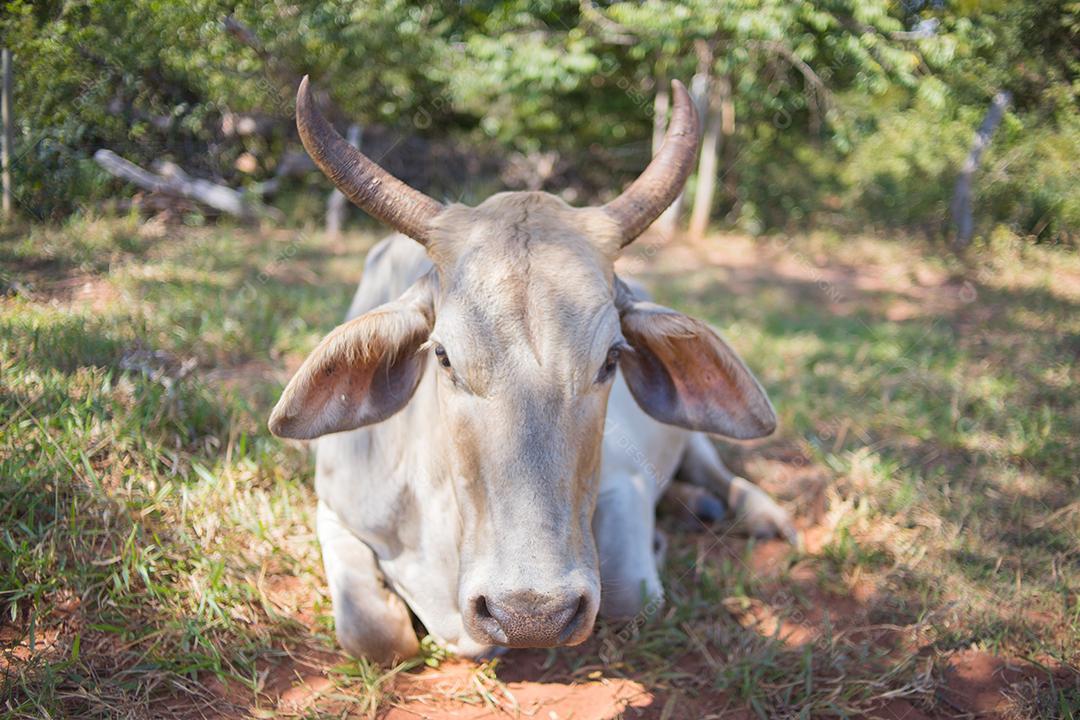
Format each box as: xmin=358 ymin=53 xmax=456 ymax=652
xmin=426 ymin=192 xmax=623 ymax=385
xmin=427 ymin=191 xmax=622 ymax=267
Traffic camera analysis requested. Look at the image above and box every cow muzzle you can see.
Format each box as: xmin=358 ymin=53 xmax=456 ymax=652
xmin=463 ymin=587 xmax=597 ymax=648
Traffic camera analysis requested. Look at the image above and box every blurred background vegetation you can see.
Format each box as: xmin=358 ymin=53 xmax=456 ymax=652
xmin=2 ymin=0 xmax=1077 ymax=243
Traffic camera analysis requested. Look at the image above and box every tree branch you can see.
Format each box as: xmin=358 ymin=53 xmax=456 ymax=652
xmin=578 ymin=0 xmax=637 ymax=45
xmin=94 ymin=149 xmax=282 ymax=221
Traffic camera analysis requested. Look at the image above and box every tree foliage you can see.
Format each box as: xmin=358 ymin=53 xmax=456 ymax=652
xmin=1 ymin=0 xmax=1076 ymax=241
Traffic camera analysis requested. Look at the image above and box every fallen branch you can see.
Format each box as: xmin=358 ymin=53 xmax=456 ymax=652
xmin=94 ymin=149 xmax=281 ymax=221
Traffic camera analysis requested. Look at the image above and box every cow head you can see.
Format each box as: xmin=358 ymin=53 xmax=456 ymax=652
xmin=269 ymin=77 xmax=776 ymax=649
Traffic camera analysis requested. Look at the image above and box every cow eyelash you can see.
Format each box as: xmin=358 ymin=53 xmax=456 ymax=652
xmin=596 ymin=345 xmax=622 ymax=383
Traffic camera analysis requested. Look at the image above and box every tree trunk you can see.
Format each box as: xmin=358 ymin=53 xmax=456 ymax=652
xmin=687 ymin=42 xmax=717 ymax=242
xmin=2 ymin=50 xmax=12 ymax=220
xmin=689 ymin=48 xmax=711 ymax=121
xmin=951 ymin=91 xmax=1011 ymax=249
xmin=326 ymin=124 xmax=362 ymax=237
xmin=651 ymin=72 xmax=669 ymax=157
xmin=688 ymin=88 xmax=723 ymax=242
xmin=652 ymin=67 xmax=683 ymax=239
xmin=717 ymin=74 xmax=737 ymax=210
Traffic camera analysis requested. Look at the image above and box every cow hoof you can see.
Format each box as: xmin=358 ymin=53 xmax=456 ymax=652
xmin=662 ymin=482 xmax=727 ymax=526
xmin=730 ymin=477 xmax=799 ymax=545
xmin=691 ymin=491 xmax=727 ymax=523
xmin=335 ymin=593 xmax=420 ymax=666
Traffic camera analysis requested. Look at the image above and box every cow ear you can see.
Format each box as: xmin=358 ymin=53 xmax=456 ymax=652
xmin=616 ymin=289 xmax=776 ymax=440
xmin=269 ymin=279 xmax=434 ymax=440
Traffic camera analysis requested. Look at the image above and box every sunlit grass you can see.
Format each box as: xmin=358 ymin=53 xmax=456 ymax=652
xmin=1 ymin=217 xmax=1076 ymax=717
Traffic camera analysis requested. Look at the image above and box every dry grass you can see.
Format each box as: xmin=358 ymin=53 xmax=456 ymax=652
xmin=1 ymin=216 xmax=1077 ymax=718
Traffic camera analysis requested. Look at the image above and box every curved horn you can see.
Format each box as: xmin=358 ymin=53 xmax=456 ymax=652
xmin=603 ymin=80 xmax=701 ymax=246
xmin=296 ymin=76 xmax=443 ymax=244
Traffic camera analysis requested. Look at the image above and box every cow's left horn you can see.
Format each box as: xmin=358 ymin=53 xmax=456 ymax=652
xmin=296 ymin=76 xmax=444 ymax=244
xmin=603 ymin=80 xmax=701 ymax=247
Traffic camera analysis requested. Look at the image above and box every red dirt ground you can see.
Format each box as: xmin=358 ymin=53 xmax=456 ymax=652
xmin=199 ymin=530 xmax=1074 ymax=720
xmin=9 ymin=231 xmax=1075 ymax=719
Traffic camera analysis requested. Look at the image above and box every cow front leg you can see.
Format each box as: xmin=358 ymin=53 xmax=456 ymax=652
xmin=678 ymin=433 xmax=798 ymax=544
xmin=594 ymin=477 xmax=664 ymax=621
xmin=317 ymin=502 xmax=419 ymax=664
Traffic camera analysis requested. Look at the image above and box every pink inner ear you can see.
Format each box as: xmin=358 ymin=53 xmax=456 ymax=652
xmin=268 ymin=308 xmax=432 ymax=440
xmin=268 ymin=350 xmax=375 ymax=440
xmin=620 ymin=311 xmax=776 ymax=440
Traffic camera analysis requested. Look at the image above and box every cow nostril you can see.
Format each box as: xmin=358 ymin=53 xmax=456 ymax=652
xmin=467 ymin=590 xmax=594 ymax=647
xmin=474 ymin=595 xmax=492 ymax=620
xmin=558 ymin=593 xmax=591 ymax=643
xmin=469 ymin=594 xmax=508 ymax=644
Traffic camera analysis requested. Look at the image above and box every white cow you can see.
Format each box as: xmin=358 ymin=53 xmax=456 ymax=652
xmin=270 ymin=76 xmax=795 ymax=663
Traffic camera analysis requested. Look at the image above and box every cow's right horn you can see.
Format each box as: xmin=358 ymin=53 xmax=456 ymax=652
xmin=296 ymin=76 xmax=444 ymax=245
xmin=602 ymin=79 xmax=701 ymax=247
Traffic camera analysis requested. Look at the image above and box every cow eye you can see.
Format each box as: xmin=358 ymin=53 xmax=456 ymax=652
xmin=433 ymin=344 xmax=452 ymax=369
xmin=597 ymin=345 xmax=621 ymax=383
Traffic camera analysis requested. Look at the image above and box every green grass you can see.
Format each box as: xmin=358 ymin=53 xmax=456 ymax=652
xmin=1 ymin=216 xmax=1077 ymax=718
